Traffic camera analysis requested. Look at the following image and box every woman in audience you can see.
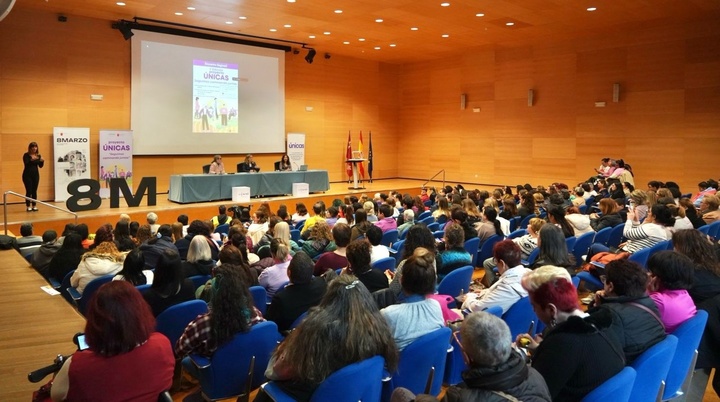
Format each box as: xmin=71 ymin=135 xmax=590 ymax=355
xmin=50 ymin=281 xmax=174 ymax=402
xmin=668 ymin=203 xmax=694 ymax=230
xmin=701 ymin=195 xmax=720 ymax=224
xmin=679 ymin=198 xmax=706 ymax=228
xmin=248 ymin=210 xmax=269 ymax=246
xmin=71 ymin=241 xmax=124 ymax=294
xmin=499 ymin=198 xmax=518 ymax=220
xmin=75 ymin=223 xmax=92 ymax=249
xmin=336 ymin=205 xmax=354 ymax=226
xmin=517 ymin=276 xmax=624 ymax=401
xmin=48 ymin=233 xmax=85 ymax=283
xmin=390 ymin=225 xmax=440 ymax=300
xmin=512 ymin=217 xmax=545 ymax=261
xmin=646 ymin=251 xmax=697 ymax=333
xmin=272 ymin=221 xmax=300 ymax=255
xmin=113 ymin=221 xmax=135 ymax=252
xmin=89 ymin=224 xmax=113 ymax=250
xmin=171 ymin=222 xmax=184 ymax=243
xmin=254 ymin=216 xmax=281 ymax=256
xmin=437 ymin=223 xmax=472 ymax=281
xmin=134 ymin=224 xmax=153 ymax=246
xmin=565 ymin=206 xmax=594 ymax=236
xmin=518 ymin=193 xmax=536 ymax=219
xmin=589 ymin=198 xmax=623 ymax=231
xmin=345 ymin=239 xmax=388 ymax=293
xmin=546 ymin=205 xmax=575 ymax=238
xmin=532 ymin=224 xmax=575 ymax=276
xmin=292 ymin=202 xmax=309 ymax=226
xmin=142 ymin=249 xmax=195 ymax=317
xmin=258 ymin=240 xmax=292 ymax=299
xmin=629 ymin=190 xmax=649 ymax=222
xmin=350 ymin=208 xmax=373 ymax=241
xmin=255 ymin=275 xmax=398 ymax=402
xmin=181 ymin=235 xmax=215 ymax=278
xmin=175 ymin=264 xmax=264 ymax=358
xmin=475 ymin=206 xmax=504 ymax=243
xmin=113 ymin=248 xmax=153 ymax=285
xmin=381 ymin=248 xmax=444 ymax=350
xmin=588 ymin=259 xmax=666 ymax=364
xmin=673 ymin=229 xmax=720 ymax=304
xmin=301 ymin=221 xmax=336 ymax=259
xmin=462 ymin=198 xmax=483 ymax=226
xmin=432 ymin=197 xmax=452 ymax=222
xmin=314 ymin=223 xmax=350 ymax=276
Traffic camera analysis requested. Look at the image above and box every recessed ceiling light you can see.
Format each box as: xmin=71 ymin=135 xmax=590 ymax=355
xmin=238 ymin=16 xmax=247 ymax=20
xmin=269 ymin=28 xmax=277 ymax=32
xmin=475 ymin=13 xmax=484 ymax=17
xmin=175 ymin=12 xmax=183 ymax=15
xmin=389 ymin=43 xmax=396 ymax=47
xmin=186 ymin=7 xmax=195 ymax=10
xmin=358 ymin=38 xmax=366 ymax=41
xmin=284 ymin=24 xmax=291 ymax=28
xmin=323 ymin=31 xmax=331 ymax=35
xmin=506 ymin=22 xmax=514 ymax=26
xmin=410 ymin=27 xmax=419 ymax=31
xmin=441 ymin=2 xmax=450 ymax=6
xmin=587 ymin=7 xmax=597 ymax=11
xmin=287 ymin=0 xmax=296 ymax=2
xmin=343 ymin=41 xmax=350 ymax=45
xmin=374 ymin=46 xmax=381 ymax=50
xmin=334 ymin=9 xmax=343 ymax=14
xmin=116 ymin=2 xmax=125 ymax=5
xmin=225 ymin=21 xmax=233 ymax=25
xmin=375 ymin=18 xmax=383 ymax=22
xmin=442 ymin=34 xmax=449 ymax=38
xmin=309 ymin=35 xmax=316 ymax=38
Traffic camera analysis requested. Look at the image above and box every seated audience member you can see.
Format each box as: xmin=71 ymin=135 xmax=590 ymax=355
xmin=701 ymin=195 xmax=720 ymax=224
xmin=175 ymin=220 xmax=218 ymax=260
xmin=322 ymin=206 xmax=338 ymax=228
xmin=248 ymin=211 xmax=269 ymax=246
xmin=258 ymin=240 xmax=292 ymax=299
xmin=546 ymin=205 xmax=575 ymax=238
xmin=291 ymin=202 xmax=309 ymax=226
xmin=668 ymin=203 xmax=694 ymax=230
xmin=266 ymin=252 xmax=327 ymax=333
xmin=518 ymin=276 xmax=624 ymax=401
xmin=74 ymin=223 xmax=92 ymax=249
xmin=532 ymin=225 xmax=575 ymax=276
xmin=50 ymin=281 xmax=174 ymax=402
xmin=134 ymin=224 xmax=152 ymax=246
xmin=314 ymin=223 xmax=350 ymax=276
xmin=113 ymin=248 xmax=153 ymax=286
xmin=177 ymin=214 xmax=189 ymax=236
xmin=396 ymin=209 xmax=415 ymax=238
xmin=390 ymin=226 xmax=441 ymax=300
xmin=679 ymin=198 xmax=706 ymax=228
xmin=474 ymin=207 xmax=502 ymax=243
xmin=208 ymin=154 xmax=225 ymax=174
xmin=139 ymin=224 xmax=178 ymax=269
xmin=400 ymin=311 xmax=551 ymax=402
xmin=346 ymin=239 xmax=389 ymax=293
xmin=588 ymin=259 xmax=666 ymax=364
xmin=351 ymin=209 xmax=373 ymax=241
xmin=336 ymin=205 xmax=355 ymax=226
xmin=255 ymin=216 xmax=281 ymax=256
xmin=142 ymin=249 xmax=195 ymax=317
xmin=197 ymin=245 xmax=256 ymax=302
xmin=89 ymin=224 xmax=114 ymax=251
xmin=71 ymin=241 xmax=124 ymax=294
xmin=270 ymin=221 xmax=300 ymax=255
xmin=181 ymin=235 xmax=215 ymax=278
xmin=32 ymin=229 xmax=60 ymax=277
xmin=48 ymin=233 xmax=85 ymax=283
xmin=464 ymin=241 xmax=531 ymax=314
xmin=692 ymin=180 xmax=718 ymax=208
xmin=301 ymin=221 xmax=336 ymax=259
xmin=672 ymin=229 xmax=720 ymax=305
xmin=564 ymin=206 xmax=594 ymax=236
xmin=364 ymin=201 xmax=379 ymax=223
xmin=237 ymin=154 xmax=260 ymax=173
xmin=517 ymin=193 xmax=536 ymax=220
xmin=171 ymin=222 xmax=184 ymax=244
xmin=211 ymin=205 xmax=230 ymax=229
xmin=589 ymin=198 xmax=623 ymax=231
xmin=647 ymin=251 xmax=697 ymax=333
xmin=450 ymin=207 xmax=478 ymax=242
xmin=254 ymin=276 xmax=398 ymax=402
xmin=113 ymin=221 xmax=135 ymax=252
xmin=629 ymin=190 xmax=649 ymax=222
xmin=146 ymin=212 xmax=160 ymax=236
xmin=17 ymin=222 xmax=42 ymax=256
xmin=300 ymin=202 xmax=326 ymax=239
xmin=175 ymin=264 xmax=264 ymax=358
xmin=381 ymin=247 xmax=444 ymax=350
xmin=374 ymin=204 xmax=398 ymax=234
xmin=366 ymin=225 xmax=390 ymax=264
xmin=437 ymin=223 xmax=472 ymax=281
xmin=432 ymin=197 xmax=452 ymax=222
xmin=499 ymin=198 xmax=519 ymax=220
xmin=483 ymin=218 xmax=545 ymax=279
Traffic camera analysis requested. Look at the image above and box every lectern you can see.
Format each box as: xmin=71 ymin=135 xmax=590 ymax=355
xmin=346 ymin=159 xmax=365 ymax=190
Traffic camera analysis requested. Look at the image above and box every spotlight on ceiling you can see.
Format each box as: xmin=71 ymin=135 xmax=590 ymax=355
xmin=113 ymin=21 xmax=134 ymax=40
xmin=305 ymin=48 xmax=316 ymax=64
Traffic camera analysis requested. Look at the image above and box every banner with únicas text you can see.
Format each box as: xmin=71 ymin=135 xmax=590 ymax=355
xmin=99 ymin=130 xmax=133 ymax=199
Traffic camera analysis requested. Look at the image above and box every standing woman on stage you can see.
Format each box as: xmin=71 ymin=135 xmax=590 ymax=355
xmin=22 ymin=142 xmax=44 ymax=211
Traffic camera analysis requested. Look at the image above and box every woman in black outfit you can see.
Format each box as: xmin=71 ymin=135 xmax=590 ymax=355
xmin=22 ymin=141 xmax=44 ymax=211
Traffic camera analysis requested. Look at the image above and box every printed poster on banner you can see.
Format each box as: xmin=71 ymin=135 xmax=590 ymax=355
xmin=286 ymin=133 xmax=305 ymax=171
xmin=53 ymin=127 xmax=91 ymax=202
xmin=99 ymin=130 xmax=133 ymax=199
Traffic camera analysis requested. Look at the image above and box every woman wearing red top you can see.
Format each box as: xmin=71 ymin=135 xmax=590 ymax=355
xmin=51 ymin=281 xmax=174 ymax=402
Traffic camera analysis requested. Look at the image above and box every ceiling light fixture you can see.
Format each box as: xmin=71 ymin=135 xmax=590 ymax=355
xmin=587 ymin=7 xmax=597 ymax=11
xmin=186 ymin=7 xmax=195 ymax=11
xmin=269 ymin=28 xmax=277 ymax=32
xmin=116 ymin=2 xmax=125 ymax=5
xmin=335 ymin=9 xmax=342 ymax=13
xmin=506 ymin=22 xmax=514 ymax=26
xmin=374 ymin=46 xmax=380 ymax=50
xmin=304 ymin=47 xmax=316 ymax=63
xmin=441 ymin=2 xmax=450 ymax=6
xmin=343 ymin=41 xmax=350 ymax=44
xmin=284 ymin=24 xmax=291 ymax=28
xmin=225 ymin=21 xmax=233 ymax=25
xmin=442 ymin=34 xmax=449 ymax=37
xmin=358 ymin=38 xmax=366 ymax=41
xmin=410 ymin=27 xmax=418 ymax=31
xmin=323 ymin=31 xmax=331 ymax=35
xmin=175 ymin=12 xmax=183 ymax=16
xmin=309 ymin=35 xmax=315 ymax=38
xmin=238 ymin=16 xmax=247 ymax=20
xmin=389 ymin=43 xmax=396 ymax=47
xmin=476 ymin=13 xmax=484 ymax=17
xmin=375 ymin=18 xmax=383 ymax=22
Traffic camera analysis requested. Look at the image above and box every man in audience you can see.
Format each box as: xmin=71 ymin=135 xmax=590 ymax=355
xmin=140 ymin=224 xmax=179 ymax=269
xmin=210 ymin=205 xmax=229 ymax=229
xmin=301 ymin=202 xmax=326 ymax=239
xmin=581 ymin=182 xmax=596 ymax=200
xmin=146 ymin=212 xmax=160 ymax=235
xmin=31 ymin=229 xmax=61 ymax=278
xmin=266 ymin=252 xmax=327 ymax=333
xmin=647 ymin=180 xmax=664 ymax=193
xmin=374 ymin=204 xmax=398 ymax=234
xmin=366 ymin=225 xmax=390 ymax=264
xmin=396 ymin=209 xmax=415 ymax=238
xmin=17 ymin=222 xmax=43 ymax=257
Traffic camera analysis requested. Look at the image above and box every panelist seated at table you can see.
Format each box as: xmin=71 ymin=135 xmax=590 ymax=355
xmin=275 ymin=154 xmax=292 ymax=172
xmin=237 ymin=154 xmax=260 ymax=173
xmin=208 ymin=155 xmax=225 ymax=175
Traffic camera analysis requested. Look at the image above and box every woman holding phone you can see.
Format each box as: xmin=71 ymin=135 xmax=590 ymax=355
xmin=22 ymin=141 xmax=44 ymax=211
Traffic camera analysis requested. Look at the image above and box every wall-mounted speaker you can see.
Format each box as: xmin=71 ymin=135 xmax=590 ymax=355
xmin=528 ymin=89 xmax=534 ymax=107
xmin=0 ymin=0 xmax=16 ymax=22
xmin=460 ymin=94 xmax=466 ymax=110
xmin=613 ymin=83 xmax=620 ymax=103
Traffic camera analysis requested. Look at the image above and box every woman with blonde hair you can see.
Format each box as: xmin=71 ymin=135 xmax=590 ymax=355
xmin=272 ymin=221 xmax=300 ymax=254
xmin=181 ymin=235 xmax=215 ymax=277
xmin=71 ymin=241 xmax=124 ymax=294
xmin=432 ymin=197 xmax=452 ymax=222
xmin=532 ymin=193 xmax=545 ymax=215
xmin=629 ymin=190 xmax=649 ymax=222
xmin=462 ymin=198 xmax=482 ymax=225
xmin=171 ymin=222 xmax=184 ymax=243
xmin=364 ymin=200 xmax=378 ymax=222
xmin=301 ymin=221 xmax=336 ymax=259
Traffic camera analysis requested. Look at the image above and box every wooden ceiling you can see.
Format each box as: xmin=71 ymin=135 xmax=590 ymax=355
xmin=15 ymin=0 xmax=720 ymax=63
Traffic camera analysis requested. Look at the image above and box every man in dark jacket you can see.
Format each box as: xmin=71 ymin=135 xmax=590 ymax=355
xmin=32 ymin=230 xmax=61 ymax=278
xmin=140 ymin=224 xmax=179 ymax=269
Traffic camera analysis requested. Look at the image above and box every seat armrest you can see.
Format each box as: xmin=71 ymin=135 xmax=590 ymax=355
xmin=189 ymin=354 xmax=211 ymax=369
xmin=261 ymin=382 xmax=296 ymax=402
xmin=67 ymin=287 xmax=81 ymax=301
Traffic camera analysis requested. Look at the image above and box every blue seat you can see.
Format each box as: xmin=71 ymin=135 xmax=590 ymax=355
xmin=585 ymin=197 xmax=596 ymax=213
xmin=59 ymin=269 xmax=76 ymax=304
xmin=290 ymin=229 xmax=300 ymax=243
xmin=708 ymin=220 xmax=720 ymax=238
xmin=427 ymin=222 xmax=439 ymax=232
xmin=437 ymin=265 xmax=473 ymax=307
xmin=565 ymin=236 xmax=577 ymax=253
xmin=661 ymin=310 xmax=709 ymax=400
xmin=521 ymin=247 xmax=540 ymax=267
xmin=475 ymin=235 xmax=501 ymax=268
xmin=519 ymin=214 xmax=536 ymax=229
xmin=507 ymin=229 xmax=527 ymax=239
xmin=698 ymin=225 xmax=711 ymax=236
xmin=156 ymin=299 xmax=209 ymax=347
xmin=607 ymin=224 xmax=625 ymax=249
xmin=432 ymin=230 xmax=445 ymax=239
xmin=417 ymin=210 xmax=432 ymax=221
xmin=380 ymin=229 xmax=399 ymax=247
xmin=419 ymin=215 xmax=435 ymax=226
xmin=389 ymin=240 xmax=405 ymax=267
xmin=484 ymin=305 xmax=503 ymax=317
xmin=576 ymin=271 xmax=603 ymax=291
xmin=571 ymin=276 xmax=580 ymax=289
xmin=136 ymin=283 xmax=151 ymax=293
xmin=188 ymin=274 xmax=211 ymax=291
xmin=578 ymin=204 xmax=588 ymax=214
xmin=629 ymin=335 xmax=678 ymax=402
xmin=289 ymin=311 xmax=309 ymax=331
xmin=572 ymin=231 xmax=596 ymax=267
xmin=383 ymin=327 xmax=451 ymax=400
xmin=69 ymin=274 xmax=114 ymax=316
xmin=502 ymin=296 xmax=537 ymax=339
xmin=436 ymin=215 xmax=448 ymax=227
xmin=372 ymin=257 xmax=396 ymax=272
xmin=295 ymin=220 xmax=306 ymax=231
xmin=424 ymin=200 xmax=433 ymax=207
xmin=182 ymin=321 xmax=280 ymax=401
xmin=509 ymin=216 xmax=521 ymax=232
xmin=262 ymin=356 xmax=385 ymax=402
xmin=628 ymin=247 xmax=652 ymax=269
xmin=214 ymin=223 xmax=229 ymax=235
xmin=581 ymin=366 xmax=636 ymax=402
xmin=464 ymin=237 xmax=482 ymax=267
xmin=592 ymin=226 xmax=613 ymax=247
xmin=648 ymin=240 xmax=671 ymax=259
xmin=249 ymin=286 xmax=268 ymax=315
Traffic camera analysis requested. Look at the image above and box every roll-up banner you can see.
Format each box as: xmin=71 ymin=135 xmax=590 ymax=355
xmin=99 ymin=130 xmax=133 ymax=199
xmin=53 ymin=127 xmax=91 ymax=202
xmin=286 ymin=133 xmax=305 ymax=171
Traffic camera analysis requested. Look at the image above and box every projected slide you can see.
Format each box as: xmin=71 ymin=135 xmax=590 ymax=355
xmin=193 ymin=60 xmax=239 ymax=133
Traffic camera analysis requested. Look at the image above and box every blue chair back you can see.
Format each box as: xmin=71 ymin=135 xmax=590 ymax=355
xmin=629 ymin=335 xmax=678 ymax=402
xmin=188 ymin=274 xmax=211 ymax=291
xmin=249 ymin=286 xmax=268 ymax=315
xmin=581 ymin=366 xmax=636 ymax=402
xmin=419 ymin=215 xmax=435 ymax=226
xmin=214 ymin=223 xmax=229 ymax=235
xmin=424 ymin=200 xmax=433 ymax=207
xmin=585 ymin=197 xmax=596 ymax=212
xmin=183 ymin=321 xmax=280 ymax=400
xmin=484 ymin=305 xmax=503 ymax=317
xmin=565 ymin=236 xmax=577 ymax=253
xmin=381 ymin=229 xmax=399 ymax=247
xmin=372 ymin=257 xmax=396 ymax=272
xmin=576 ymin=271 xmax=603 ymax=291
xmin=648 ymin=240 xmax=671 ymax=259
xmin=628 ymin=247 xmax=652 ymax=269
xmin=572 ymin=231 xmax=596 ymax=267
xmin=507 ymin=229 xmax=527 ymax=239
xmin=509 ymin=216 xmax=520 ymax=232
xmin=464 ymin=237 xmax=482 ymax=267
xmin=578 ymin=204 xmax=588 ymax=214
xmin=698 ymin=225 xmax=710 ymax=236
xmin=417 ymin=210 xmax=432 ymax=221
xmin=432 ymin=230 xmax=445 ymax=239
xmin=436 ymin=215 xmax=448 ymax=227
xmin=136 ymin=283 xmax=151 ymax=293
xmin=522 ymin=248 xmax=540 ymax=267
xmin=571 ymin=276 xmax=580 ymax=289
xmin=60 ymin=269 xmax=76 ymax=304
xmin=295 ymin=220 xmax=306 ymax=231
xmin=290 ymin=311 xmax=309 ymax=331
xmin=437 ymin=265 xmax=473 ymax=300
xmin=662 ymin=310 xmax=709 ymax=400
xmin=519 ymin=214 xmax=536 ymax=229
xmin=593 ymin=227 xmax=613 ymax=246
xmin=475 ymin=235 xmax=500 ymax=268
xmin=502 ymin=296 xmax=537 ymax=339
xmin=156 ymin=299 xmax=209 ymax=347
xmin=387 ymin=327 xmax=451 ymax=397
xmin=290 ymin=229 xmax=300 ymax=243
xmin=390 ymin=240 xmax=405 ymax=267
xmin=708 ymin=220 xmax=720 ymax=238
xmin=427 ymin=222 xmax=439 ymax=232
xmin=77 ymin=274 xmax=114 ymax=316
xmin=607 ymin=224 xmax=625 ymax=248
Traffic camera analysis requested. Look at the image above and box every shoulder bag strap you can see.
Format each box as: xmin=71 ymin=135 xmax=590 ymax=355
xmin=628 ymin=301 xmax=666 ymax=332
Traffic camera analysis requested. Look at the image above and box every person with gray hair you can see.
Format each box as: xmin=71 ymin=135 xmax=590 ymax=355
xmin=146 ymin=212 xmax=160 ymax=235
xmin=396 ymin=209 xmax=415 ymax=238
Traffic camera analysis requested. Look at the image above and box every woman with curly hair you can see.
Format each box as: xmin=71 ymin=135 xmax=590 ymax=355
xmin=255 ymin=275 xmax=398 ymax=402
xmin=301 ymin=221 xmax=336 ymax=259
xmin=70 ymin=241 xmax=124 ymax=294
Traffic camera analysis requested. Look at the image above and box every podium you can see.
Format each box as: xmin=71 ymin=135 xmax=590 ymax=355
xmin=346 ymin=158 xmax=365 ymax=190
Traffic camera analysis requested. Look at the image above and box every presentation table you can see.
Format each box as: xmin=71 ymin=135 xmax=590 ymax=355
xmin=168 ymin=170 xmax=330 ymax=203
